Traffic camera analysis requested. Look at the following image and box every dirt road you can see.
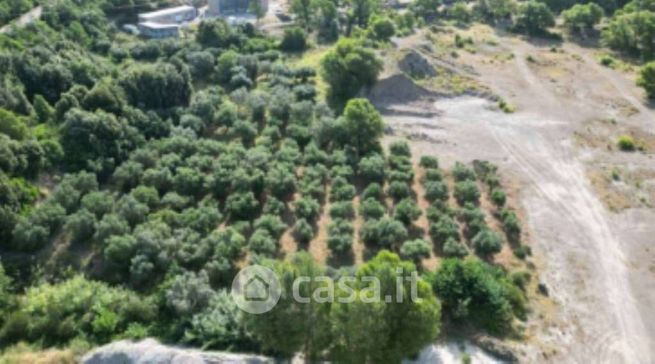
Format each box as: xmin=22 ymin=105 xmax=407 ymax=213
xmin=378 ymin=28 xmax=655 ymax=362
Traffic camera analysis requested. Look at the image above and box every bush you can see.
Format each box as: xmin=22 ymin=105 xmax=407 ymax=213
xmin=400 ymin=239 xmax=431 ymax=262
xmin=430 ymin=259 xmax=519 ymax=334
xmin=500 ymin=209 xmax=521 ymax=241
xmin=452 ymin=162 xmax=475 ymax=181
xmin=490 ymin=189 xmax=507 ymax=207
xmin=359 ymin=198 xmax=386 ymax=220
xmin=472 ymin=228 xmax=503 ymax=256
xmin=419 ymin=156 xmax=439 ymax=169
xmin=442 ymin=237 xmax=468 ymax=258
xmin=330 ymin=179 xmax=356 ymax=202
xmin=294 ymin=218 xmax=314 ymax=243
xmin=249 ymin=228 xmax=278 ymax=256
xmin=362 ymin=183 xmax=384 ymax=201
xmin=393 ymin=198 xmax=421 ymax=225
xmin=360 ymin=218 xmax=408 ymax=248
xmin=371 ymin=17 xmax=396 ymax=41
xmin=429 ymin=216 xmax=459 ymax=244
xmin=513 ymin=1 xmax=556 ymax=36
xmin=616 ymin=135 xmax=636 ymax=151
xmin=637 ymin=62 xmax=655 ymax=99
xmin=454 ymin=180 xmax=480 ymax=205
xmin=280 ymin=27 xmax=307 ymax=52
xmin=388 ymin=181 xmax=411 ymax=201
xmin=389 ymin=141 xmax=411 ymax=157
xmin=295 ymin=197 xmax=321 ymax=221
xmin=254 ymin=214 xmax=288 ymax=239
xmin=327 ymin=219 xmax=353 ymax=253
xmin=424 ymin=181 xmax=448 ymax=202
xmin=423 ymin=168 xmax=443 ymax=182
xmin=562 ymin=3 xmax=603 ymax=33
xmin=330 ymin=201 xmax=355 ymax=219
xmin=321 ymin=39 xmax=383 ymax=105
xmin=225 ymin=192 xmax=259 ymax=220
xmin=358 ymin=154 xmax=386 ymax=183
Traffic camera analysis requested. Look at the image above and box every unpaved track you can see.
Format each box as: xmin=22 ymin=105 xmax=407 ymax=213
xmin=379 ymin=33 xmax=654 ymax=362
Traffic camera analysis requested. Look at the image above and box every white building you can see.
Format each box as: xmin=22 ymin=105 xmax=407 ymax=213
xmin=138 ymin=5 xmax=198 ymax=24
xmin=137 ymin=22 xmax=180 ymax=38
xmin=137 ymin=5 xmax=197 ymax=38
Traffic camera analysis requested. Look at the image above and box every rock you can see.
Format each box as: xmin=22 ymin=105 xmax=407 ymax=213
xmin=538 ymin=282 xmax=549 ymax=296
xmin=472 ymin=335 xmax=519 ymax=363
xmin=398 ymin=50 xmax=437 ymax=79
xmin=81 ymin=339 xmax=272 ymax=364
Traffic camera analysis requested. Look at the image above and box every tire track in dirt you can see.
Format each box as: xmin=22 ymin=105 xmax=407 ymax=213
xmin=470 ymin=52 xmax=653 ymax=363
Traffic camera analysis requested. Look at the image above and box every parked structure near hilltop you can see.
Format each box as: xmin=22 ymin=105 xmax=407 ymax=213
xmin=207 ymin=0 xmax=269 ymax=16
xmin=137 ymin=5 xmax=198 ymax=38
xmin=138 ymin=5 xmax=198 ymax=24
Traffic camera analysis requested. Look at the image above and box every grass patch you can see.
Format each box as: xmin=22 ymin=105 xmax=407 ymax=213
xmin=289 ymin=46 xmax=331 ymax=100
xmin=617 ymin=135 xmax=636 ymax=151
xmin=498 ymin=99 xmax=516 ymax=113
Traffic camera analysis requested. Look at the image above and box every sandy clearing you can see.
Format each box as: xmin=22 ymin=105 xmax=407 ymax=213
xmin=377 ymin=27 xmax=655 ymax=362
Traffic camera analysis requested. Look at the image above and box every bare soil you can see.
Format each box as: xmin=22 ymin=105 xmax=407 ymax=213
xmin=376 ymin=24 xmax=655 ymax=363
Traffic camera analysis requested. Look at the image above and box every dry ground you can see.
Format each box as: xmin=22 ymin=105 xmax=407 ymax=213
xmin=374 ymin=24 xmax=655 ymax=363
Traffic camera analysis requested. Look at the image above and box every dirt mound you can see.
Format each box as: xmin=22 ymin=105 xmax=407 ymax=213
xmin=398 ymin=50 xmax=437 ymax=79
xmin=367 ymin=73 xmax=433 ymax=106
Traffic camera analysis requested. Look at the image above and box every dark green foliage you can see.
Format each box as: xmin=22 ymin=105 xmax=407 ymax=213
xmin=254 ymin=214 xmax=287 ymax=239
xmin=454 ymin=180 xmax=481 ymax=205
xmin=513 ymin=1 xmax=556 ymax=35
xmin=424 ymin=181 xmax=448 ymax=202
xmin=423 ymin=168 xmax=443 ymax=182
xmin=429 ymin=215 xmax=459 ymax=245
xmin=472 ymin=228 xmax=503 ymax=256
xmin=329 ymin=201 xmax=355 ymax=219
xmin=419 ymin=156 xmax=439 ymax=169
xmin=442 ymin=237 xmax=468 ymax=258
xmin=225 ymin=192 xmax=259 ymax=220
xmin=400 ymin=239 xmax=431 ymax=262
xmin=371 ymin=17 xmax=396 ymax=41
xmin=393 ymin=198 xmax=421 ymax=225
xmin=249 ymin=228 xmax=278 ymax=256
xmin=338 ymin=98 xmax=384 ymax=158
xmin=360 ymin=217 xmax=408 ymax=247
xmin=280 ymin=27 xmax=307 ymax=52
xmin=388 ymin=181 xmax=411 ymax=201
xmin=327 ymin=219 xmax=353 ymax=253
xmin=637 ymin=62 xmax=655 ymax=98
xmin=562 ymin=3 xmax=604 ymax=33
xmin=321 ymin=39 xmax=383 ymax=105
xmin=389 ymin=140 xmax=411 ymax=157
xmin=295 ymin=197 xmax=321 ymax=221
xmin=196 ymin=19 xmax=239 ymax=48
xmin=358 ymin=154 xmax=386 ymax=183
xmin=500 ymin=208 xmax=521 ymax=241
xmin=119 ymin=63 xmax=192 ymax=110
xmin=362 ymin=182 xmax=384 ymax=201
xmin=0 ymin=276 xmax=155 ymax=346
xmin=293 ymin=218 xmax=314 ymax=243
xmin=452 ymin=162 xmax=476 ymax=181
xmin=430 ymin=259 xmax=518 ymax=334
xmin=359 ymin=197 xmax=386 ymax=220
xmin=330 ymin=177 xmax=356 ymax=202
xmin=490 ymin=189 xmax=507 ymax=207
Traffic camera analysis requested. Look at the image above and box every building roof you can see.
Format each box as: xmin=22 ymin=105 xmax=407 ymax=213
xmin=138 ymin=21 xmax=180 ymax=30
xmin=139 ymin=5 xmax=195 ymax=20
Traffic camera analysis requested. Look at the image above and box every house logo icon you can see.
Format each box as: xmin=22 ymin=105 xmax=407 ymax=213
xmin=231 ymin=265 xmax=281 ymax=314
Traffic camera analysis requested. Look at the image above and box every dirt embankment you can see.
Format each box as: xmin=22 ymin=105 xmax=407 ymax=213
xmin=375 ymin=25 xmax=655 ymax=363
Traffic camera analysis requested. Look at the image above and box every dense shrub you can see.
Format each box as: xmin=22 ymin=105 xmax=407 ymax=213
xmin=400 ymin=239 xmax=431 ymax=262
xmin=327 ymin=219 xmax=353 ymax=253
xmin=393 ymin=198 xmax=421 ymax=225
xmin=359 ymin=198 xmax=386 ymax=220
xmin=280 ymin=27 xmax=307 ymax=52
xmin=429 ymin=259 xmax=523 ymax=334
xmin=454 ymin=180 xmax=481 ymax=205
xmin=472 ymin=228 xmax=503 ymax=256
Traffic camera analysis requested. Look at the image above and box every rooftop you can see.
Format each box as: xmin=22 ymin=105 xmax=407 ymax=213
xmin=138 ymin=21 xmax=180 ymax=30
xmin=139 ymin=5 xmax=196 ymax=20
